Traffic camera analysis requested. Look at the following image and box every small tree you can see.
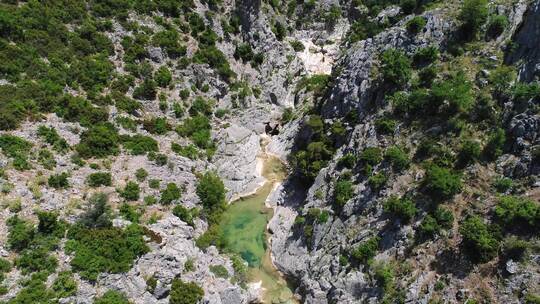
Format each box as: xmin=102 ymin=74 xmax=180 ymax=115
xmin=459 ymin=0 xmax=489 ymax=39
xmin=169 ymin=278 xmax=204 ymax=304
xmin=380 ymin=49 xmax=412 ymax=88
xmin=121 ymin=181 xmax=140 ymax=201
xmin=422 ymin=165 xmax=462 ymax=200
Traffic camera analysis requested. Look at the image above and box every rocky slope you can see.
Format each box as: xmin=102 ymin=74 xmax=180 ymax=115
xmin=0 ymin=0 xmax=539 ymax=303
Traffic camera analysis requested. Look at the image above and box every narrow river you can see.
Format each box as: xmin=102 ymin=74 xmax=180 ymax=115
xmin=217 ymin=140 xmax=297 ymax=303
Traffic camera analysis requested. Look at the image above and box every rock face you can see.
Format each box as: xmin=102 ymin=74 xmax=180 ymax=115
xmin=505 ymin=0 xmax=540 ymax=82
xmin=323 ymin=10 xmax=452 ymax=119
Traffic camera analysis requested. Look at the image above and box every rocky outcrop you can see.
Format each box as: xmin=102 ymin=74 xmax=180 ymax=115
xmin=323 ymin=10 xmax=453 ymax=119
xmin=505 ymin=0 xmax=540 ymax=82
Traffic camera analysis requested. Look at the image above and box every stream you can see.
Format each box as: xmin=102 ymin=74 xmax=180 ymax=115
xmin=217 ymin=140 xmax=297 ymax=303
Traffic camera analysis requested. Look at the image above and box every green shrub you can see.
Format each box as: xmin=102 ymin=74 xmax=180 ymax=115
xmin=458 ymin=139 xmax=481 ymax=166
xmin=406 ymin=16 xmax=426 ymax=34
xmin=121 ymin=134 xmax=159 ymax=155
xmin=133 ymin=78 xmax=157 ymax=100
xmin=234 ymin=43 xmax=253 ymax=62
xmin=173 ymin=205 xmax=196 ymax=226
xmin=48 ymin=172 xmax=70 ymax=189
xmin=0 ymin=135 xmax=32 ymax=170
xmin=79 ymin=193 xmax=113 ymax=229
xmin=6 ymin=216 xmax=34 ymax=251
xmin=338 ymin=153 xmax=357 ymax=169
xmin=290 ymin=40 xmax=305 ymax=52
xmin=172 ymin=143 xmax=199 ymax=160
xmin=383 ymin=196 xmax=416 ymax=223
xmin=487 ymin=15 xmax=508 ymax=38
xmin=400 ymin=0 xmax=417 ymax=14
xmin=66 ymin=224 xmax=148 ymax=281
xmin=351 ymin=236 xmax=380 ymax=264
xmin=160 ymin=183 xmax=182 ymax=205
xmin=52 ymin=271 xmax=77 ymax=298
xmin=375 ymin=118 xmax=397 ymax=135
xmin=359 ymin=147 xmax=383 ymax=166
xmin=430 ymin=71 xmax=474 ymax=114
xmin=169 ymin=278 xmax=204 ymax=304
xmin=459 ymin=215 xmax=499 ymax=262
xmin=121 ymin=181 xmax=140 ymax=201
xmin=422 ymin=165 xmax=462 ymax=200
xmin=413 ymin=46 xmax=439 ymax=66
xmin=292 ymin=141 xmax=333 ymax=182
xmin=37 ymin=126 xmax=69 ymax=152
xmin=143 ymin=117 xmax=170 ymax=135
xmin=483 ymin=128 xmax=506 ymax=160
xmin=384 ymin=146 xmax=410 ymax=171
xmin=154 ymin=66 xmax=172 ymax=87
xmin=176 ymin=115 xmax=213 ymax=149
xmin=189 ymin=96 xmax=214 ymax=117
xmin=380 ymin=49 xmax=412 ymax=87
xmin=149 ymin=179 xmax=161 ymax=189
xmin=501 ymin=236 xmax=529 ymax=260
xmin=334 ymin=179 xmax=354 ymax=207
xmin=459 ymin=0 xmax=489 ymax=38
xmin=15 ymin=247 xmax=58 ymax=274
xmin=525 ymin=294 xmax=540 ymax=304
xmin=135 ymin=168 xmax=148 ymax=182
xmin=368 ymin=172 xmax=388 ymax=190
xmin=94 ymin=290 xmax=130 ymax=304
xmin=77 ymin=123 xmax=120 ymax=158
xmin=493 ymin=177 xmax=513 ymax=193
xmin=197 ymin=172 xmax=226 ymax=224
xmin=87 ymin=172 xmax=112 ymax=187
xmin=495 ymin=196 xmax=539 ymax=231
xmin=209 ymin=264 xmax=229 ymax=278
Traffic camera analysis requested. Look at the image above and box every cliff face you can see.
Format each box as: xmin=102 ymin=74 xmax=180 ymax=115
xmin=505 ymin=0 xmax=540 ymax=82
xmin=269 ymin=1 xmax=540 ymax=303
xmin=0 ymin=0 xmax=539 ymax=303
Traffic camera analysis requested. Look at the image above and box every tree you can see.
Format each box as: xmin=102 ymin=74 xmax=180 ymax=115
xmin=196 ymin=172 xmax=226 ymax=221
xmin=459 ymin=0 xmax=489 ymax=39
xmin=380 ymin=49 xmax=412 ymax=88
xmin=76 ymin=123 xmax=120 ymax=158
xmin=160 ymin=183 xmax=182 ymax=205
xmin=459 ymin=215 xmax=499 ymax=262
xmin=79 ymin=193 xmax=112 ymax=229
xmin=94 ymin=290 xmax=130 ymax=304
xmin=422 ymin=165 xmax=462 ymax=200
xmin=169 ymin=278 xmax=204 ymax=304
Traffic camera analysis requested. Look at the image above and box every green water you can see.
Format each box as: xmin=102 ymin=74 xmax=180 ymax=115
xmin=218 ymin=156 xmax=297 ymax=304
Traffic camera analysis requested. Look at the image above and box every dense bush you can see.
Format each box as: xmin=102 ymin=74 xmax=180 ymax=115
xmin=380 ymin=49 xmax=412 ymax=87
xmin=338 ymin=153 xmax=357 ymax=169
xmin=143 ymin=117 xmax=170 ymax=135
xmin=37 ymin=126 xmax=69 ymax=152
xmin=457 ymin=139 xmax=481 ymax=166
xmin=52 ymin=271 xmax=77 ymax=298
xmin=66 ymin=223 xmax=148 ymax=281
xmin=79 ymin=193 xmax=113 ymax=229
xmin=173 ymin=205 xmax=197 ymax=226
xmin=494 ymin=196 xmax=539 ymax=231
xmin=209 ymin=264 xmax=229 ymax=278
xmin=7 ymin=216 xmax=35 ymax=252
xmin=121 ymin=134 xmax=159 ymax=155
xmin=292 ymin=141 xmax=333 ymax=181
xmin=197 ymin=171 xmax=226 ymax=224
xmin=172 ymin=143 xmax=199 ymax=160
xmin=459 ymin=215 xmax=499 ymax=262
xmin=422 ymin=165 xmax=462 ymax=200
xmin=334 ymin=178 xmax=354 ymax=207
xmin=418 ymin=206 xmax=454 ymax=239
xmin=77 ymin=123 xmax=120 ymax=158
xmin=0 ymin=135 xmax=32 ymax=170
xmin=169 ymin=278 xmax=204 ymax=304
xmin=121 ymin=181 xmax=140 ymax=201
xmin=384 ymin=146 xmax=410 ymax=171
xmin=48 ymin=172 xmax=70 ymax=189
xmin=290 ymin=40 xmax=305 ymax=52
xmin=234 ymin=43 xmax=254 ymax=62
xmin=368 ymin=172 xmax=388 ymax=191
xmin=351 ymin=236 xmax=380 ymax=264
xmin=483 ymin=127 xmax=506 ymax=160
xmin=487 ymin=15 xmax=508 ymax=38
xmin=413 ymin=46 xmax=439 ymax=66
xmin=406 ymin=16 xmax=426 ymax=34
xmin=383 ymin=196 xmax=417 ymax=223
xmin=459 ymin=0 xmax=489 ymax=38
xmin=154 ymin=66 xmax=172 ymax=87
xmin=160 ymin=183 xmax=182 ymax=205
xmin=176 ymin=115 xmax=213 ymax=149
xmin=94 ymin=290 xmax=130 ymax=304
xmin=359 ymin=147 xmax=383 ymax=166
xmin=374 ymin=118 xmax=397 ymax=135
